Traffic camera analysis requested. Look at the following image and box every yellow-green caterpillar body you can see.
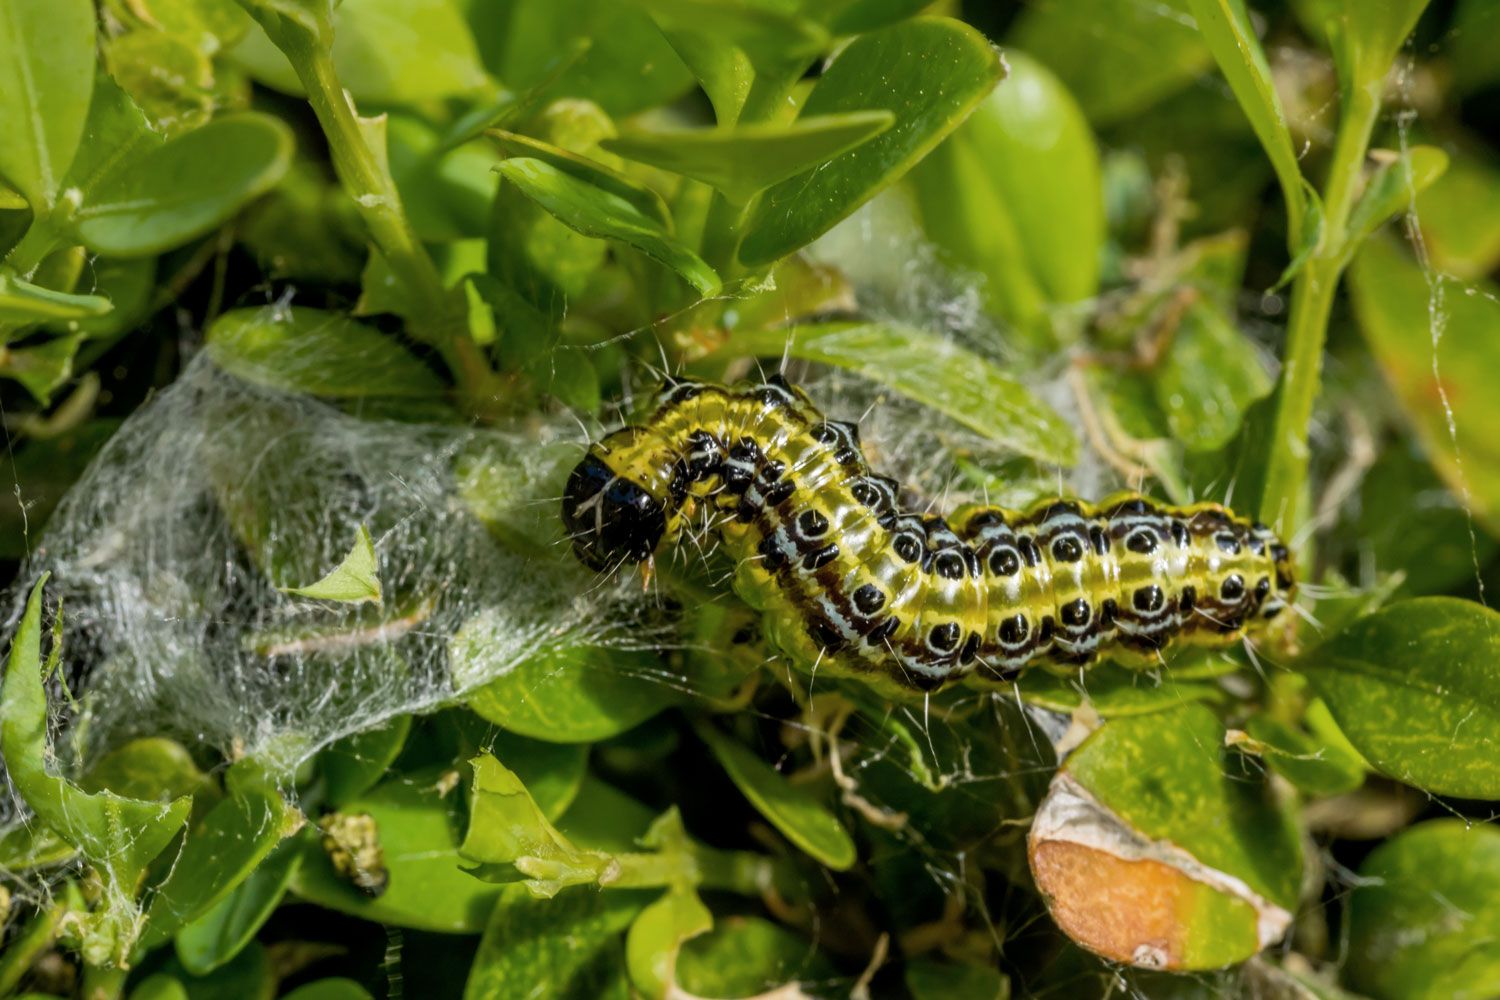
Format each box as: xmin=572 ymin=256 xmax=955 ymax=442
xmin=561 ymin=377 xmax=1294 ymax=696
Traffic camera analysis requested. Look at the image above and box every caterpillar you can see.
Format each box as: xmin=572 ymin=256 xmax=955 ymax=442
xmin=561 ymin=377 xmax=1294 ymax=697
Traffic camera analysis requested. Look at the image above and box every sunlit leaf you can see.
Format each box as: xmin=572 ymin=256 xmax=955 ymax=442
xmin=0 ymin=0 xmax=96 ymax=210
xmin=1303 ymin=597 xmax=1500 ymax=799
xmin=738 ymin=17 xmax=1003 ymax=266
xmin=721 ymin=321 xmax=1078 ymax=466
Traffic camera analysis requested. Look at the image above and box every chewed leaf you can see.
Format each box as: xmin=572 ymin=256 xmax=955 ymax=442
xmin=280 ymin=524 xmax=383 ymax=605
xmin=495 ymin=157 xmax=721 ymax=296
xmin=1030 ymin=705 xmax=1300 ymax=970
xmin=722 ymin=321 xmax=1079 ymax=465
xmin=0 ymin=576 xmax=192 ymax=965
xmin=0 ymin=332 xmax=87 ymax=407
xmin=625 ymin=884 xmax=713 ymax=1000
xmin=460 ymin=753 xmax=615 ymax=897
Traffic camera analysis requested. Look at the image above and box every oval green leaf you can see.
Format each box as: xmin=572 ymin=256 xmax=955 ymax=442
xmin=908 ymin=50 xmax=1100 ymax=341
xmin=721 ymin=321 xmax=1078 ymax=466
xmin=464 ymin=883 xmax=648 ymax=1000
xmin=738 ymin=17 xmax=1003 ymax=267
xmin=693 ymin=721 xmax=855 ymax=871
xmin=1009 ymin=0 xmax=1209 ymax=125
xmin=1153 ymin=299 xmax=1272 ymax=452
xmin=496 ymin=157 xmax=721 ymax=296
xmin=454 ymin=621 xmax=680 ymax=743
xmin=73 ymin=113 xmax=294 ymax=257
xmin=1303 ymin=597 xmax=1500 ymax=799
xmin=1344 ymin=819 xmax=1500 ymax=1000
xmin=0 ymin=0 xmax=96 ymax=210
xmin=175 ymin=839 xmax=302 ymax=975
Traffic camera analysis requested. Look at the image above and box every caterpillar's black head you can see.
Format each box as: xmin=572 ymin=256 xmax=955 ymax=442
xmin=561 ymin=453 xmax=666 ymax=571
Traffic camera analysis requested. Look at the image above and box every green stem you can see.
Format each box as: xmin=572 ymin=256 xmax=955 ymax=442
xmin=1256 ymin=84 xmax=1384 ymax=534
xmin=2 ymin=218 xmax=63 ymax=279
xmin=291 ymin=47 xmax=500 ymax=406
xmin=80 ymin=962 xmax=128 ymax=1000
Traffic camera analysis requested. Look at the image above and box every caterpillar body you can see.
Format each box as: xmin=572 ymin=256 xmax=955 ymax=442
xmin=561 ymin=377 xmax=1294 ymax=697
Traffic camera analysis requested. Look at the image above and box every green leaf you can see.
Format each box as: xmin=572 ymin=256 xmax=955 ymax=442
xmin=82 ymin=738 xmax=210 ymax=803
xmin=319 ymin=715 xmax=412 ymax=808
xmin=459 ymin=753 xmax=616 ymax=896
xmin=905 ymin=958 xmax=1011 ymax=1000
xmin=479 ymin=0 xmax=694 ymax=117
xmin=626 ymin=886 xmax=713 ymax=1000
xmin=1299 ymin=0 xmax=1431 ymax=96
xmin=0 ymin=576 xmax=192 ymax=965
xmin=605 ymin=112 xmax=892 ymax=206
xmin=1153 ymin=299 xmax=1272 ymax=452
xmin=0 ymin=273 xmax=111 ymax=323
xmin=232 ymin=0 xmax=489 ymax=103
xmin=175 ymin=840 xmax=302 ymax=975
xmin=693 ymin=721 xmax=855 ymax=871
xmin=464 ymin=884 xmax=648 ymax=1000
xmin=1343 ymin=820 xmax=1500 ymax=1000
xmin=0 ymin=0 xmax=96 ymax=210
xmin=1033 ymin=704 xmax=1301 ymax=969
xmin=908 ymin=50 xmax=1101 ymax=339
xmin=72 ymin=113 xmax=294 ymax=257
xmin=1412 ymin=141 xmax=1500 ymax=280
xmin=1186 ymin=0 xmax=1307 ymax=249
xmin=279 ymin=524 xmax=383 ymax=604
xmin=1349 ymin=236 xmax=1500 ymax=534
xmin=143 ymin=761 xmax=297 ymax=946
xmin=488 ymin=129 xmax=671 ymax=229
xmin=205 ymin=306 xmax=445 ymax=399
xmin=738 ymin=17 xmax=1003 ymax=267
xmin=1344 ymin=145 xmax=1449 ymax=257
xmin=281 ymin=980 xmax=374 ymax=1000
xmin=488 ymin=730 xmax=588 ymax=821
xmin=1019 ymin=664 xmax=1226 ymax=718
xmin=1239 ymin=716 xmax=1366 ymax=798
xmin=1302 ymin=597 xmax=1500 ymax=799
xmin=60 ymin=75 xmax=161 ymax=210
xmin=721 ymin=321 xmax=1078 ymax=466
xmin=1009 ymin=0 xmax=1210 ymax=125
xmin=290 ymin=766 xmax=503 ymax=933
xmin=0 ymin=332 xmax=85 ymax=406
xmin=629 ymin=0 xmax=828 ymax=126
xmin=677 ymin=916 xmax=835 ymax=997
xmin=0 ymin=886 xmax=79 ymax=998
xmin=496 ymin=157 xmax=719 ymax=296
xmin=453 ymin=626 xmax=680 ymax=743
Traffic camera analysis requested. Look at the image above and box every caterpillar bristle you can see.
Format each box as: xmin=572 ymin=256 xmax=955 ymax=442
xmin=561 ymin=378 xmax=1296 ymax=697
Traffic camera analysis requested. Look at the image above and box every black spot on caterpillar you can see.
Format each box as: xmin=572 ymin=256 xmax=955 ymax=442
xmin=561 ymin=378 xmax=1295 ymax=696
